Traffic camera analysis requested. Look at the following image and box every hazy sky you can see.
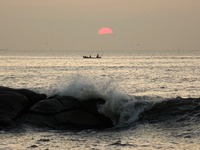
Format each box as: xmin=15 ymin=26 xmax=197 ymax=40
xmin=0 ymin=0 xmax=200 ymax=51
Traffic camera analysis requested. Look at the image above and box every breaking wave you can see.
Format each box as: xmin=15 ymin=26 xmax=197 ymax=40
xmin=1 ymin=74 xmax=200 ymax=130
xmin=44 ymin=75 xmax=200 ymax=128
xmin=46 ymin=75 xmax=162 ymax=127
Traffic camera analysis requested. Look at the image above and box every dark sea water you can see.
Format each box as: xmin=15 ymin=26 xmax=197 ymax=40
xmin=0 ymin=49 xmax=200 ymax=149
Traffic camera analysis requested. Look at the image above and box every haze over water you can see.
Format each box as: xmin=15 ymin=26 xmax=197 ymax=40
xmin=1 ymin=49 xmax=200 ymax=149
xmin=1 ymin=0 xmax=200 ymax=149
xmin=1 ymin=0 xmax=200 ymax=51
xmin=1 ymin=49 xmax=200 ymax=98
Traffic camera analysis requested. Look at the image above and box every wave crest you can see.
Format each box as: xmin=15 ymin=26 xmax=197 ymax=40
xmin=48 ymin=75 xmax=153 ymax=127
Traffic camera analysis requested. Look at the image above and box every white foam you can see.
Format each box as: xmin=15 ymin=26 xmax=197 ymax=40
xmin=49 ymin=74 xmax=153 ymax=127
xmin=49 ymin=75 xmax=104 ymax=100
xmin=98 ymin=92 xmax=152 ymax=127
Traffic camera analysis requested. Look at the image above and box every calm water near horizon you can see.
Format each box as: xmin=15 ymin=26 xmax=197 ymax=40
xmin=1 ymin=49 xmax=200 ymax=98
xmin=0 ymin=49 xmax=200 ymax=149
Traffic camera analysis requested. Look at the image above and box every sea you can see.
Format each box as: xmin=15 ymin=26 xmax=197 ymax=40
xmin=0 ymin=49 xmax=200 ymax=150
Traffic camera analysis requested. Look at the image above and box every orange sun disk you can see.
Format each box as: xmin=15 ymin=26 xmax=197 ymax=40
xmin=98 ymin=27 xmax=113 ymax=35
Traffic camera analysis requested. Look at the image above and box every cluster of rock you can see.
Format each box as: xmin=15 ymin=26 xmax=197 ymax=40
xmin=0 ymin=86 xmax=113 ymax=130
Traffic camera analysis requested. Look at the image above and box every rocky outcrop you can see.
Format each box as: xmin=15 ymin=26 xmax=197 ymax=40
xmin=0 ymin=91 xmax=28 ymax=129
xmin=0 ymin=87 xmax=113 ymax=130
xmin=30 ymin=96 xmax=80 ymax=114
xmin=22 ymin=96 xmax=113 ymax=129
xmin=0 ymin=86 xmax=46 ymax=108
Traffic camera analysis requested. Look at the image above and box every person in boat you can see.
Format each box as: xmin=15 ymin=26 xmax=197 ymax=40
xmin=90 ymin=55 xmax=91 ymax=58
xmin=96 ymin=54 xmax=99 ymax=58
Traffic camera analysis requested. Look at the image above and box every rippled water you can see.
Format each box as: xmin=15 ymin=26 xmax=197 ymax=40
xmin=1 ymin=50 xmax=200 ymax=98
xmin=1 ymin=123 xmax=200 ymax=150
xmin=0 ymin=50 xmax=200 ymax=149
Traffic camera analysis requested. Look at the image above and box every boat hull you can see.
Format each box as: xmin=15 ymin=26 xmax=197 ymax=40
xmin=83 ymin=56 xmax=101 ymax=59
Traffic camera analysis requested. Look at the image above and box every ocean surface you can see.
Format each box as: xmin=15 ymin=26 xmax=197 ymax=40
xmin=0 ymin=49 xmax=200 ymax=149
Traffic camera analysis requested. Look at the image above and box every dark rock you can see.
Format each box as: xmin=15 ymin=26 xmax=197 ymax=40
xmin=20 ymin=113 xmax=58 ymax=128
xmin=30 ymin=99 xmax=66 ymax=115
xmin=54 ymin=96 xmax=112 ymax=129
xmin=30 ymin=96 xmax=80 ymax=114
xmin=0 ymin=91 xmax=28 ymax=128
xmin=21 ymin=109 xmax=113 ymax=129
xmin=80 ymin=98 xmax=105 ymax=114
xmin=0 ymin=87 xmax=113 ymax=130
xmin=0 ymin=118 xmax=16 ymax=129
xmin=0 ymin=91 xmax=28 ymax=118
xmin=0 ymin=86 xmax=46 ymax=108
xmin=20 ymin=96 xmax=113 ymax=129
xmin=56 ymin=96 xmax=80 ymax=109
xmin=55 ymin=109 xmax=112 ymax=129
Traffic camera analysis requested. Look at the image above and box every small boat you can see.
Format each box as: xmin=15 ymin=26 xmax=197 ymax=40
xmin=83 ymin=54 xmax=101 ymax=59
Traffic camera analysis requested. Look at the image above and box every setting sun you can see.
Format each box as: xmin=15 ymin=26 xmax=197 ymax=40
xmin=98 ymin=27 xmax=113 ymax=35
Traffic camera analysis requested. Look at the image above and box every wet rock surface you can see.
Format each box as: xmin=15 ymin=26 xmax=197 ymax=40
xmin=1 ymin=86 xmax=200 ymax=130
xmin=0 ymin=86 xmax=113 ymax=130
xmin=0 ymin=91 xmax=28 ymax=129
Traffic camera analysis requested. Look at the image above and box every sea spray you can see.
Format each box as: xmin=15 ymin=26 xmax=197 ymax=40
xmin=51 ymin=75 xmax=104 ymax=100
xmin=49 ymin=75 xmax=153 ymax=127
xmin=98 ymin=91 xmax=152 ymax=127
